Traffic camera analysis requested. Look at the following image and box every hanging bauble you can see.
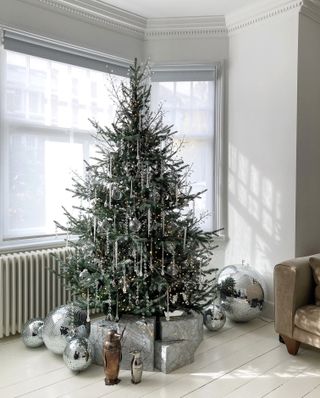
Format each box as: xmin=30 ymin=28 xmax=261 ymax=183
xmin=217 ymin=264 xmax=264 ymax=322
xmin=63 ymin=337 xmax=93 ymax=372
xmin=91 ymin=197 xmax=99 ymax=206
xmin=21 ymin=318 xmax=44 ymax=348
xmin=152 ymin=191 xmax=161 ymax=202
xmin=112 ymin=188 xmax=122 ymax=201
xmin=102 ymin=218 xmax=109 ymax=229
xmin=129 ymin=217 xmax=141 ymax=233
xmin=79 ymin=268 xmax=92 ymax=287
xmin=203 ymin=304 xmax=226 ymax=331
xmin=42 ymin=304 xmax=89 ymax=354
xmin=166 ymin=242 xmax=175 ymax=254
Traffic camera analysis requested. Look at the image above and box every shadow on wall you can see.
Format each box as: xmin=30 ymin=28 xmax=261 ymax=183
xmin=225 ymin=142 xmax=284 ymax=301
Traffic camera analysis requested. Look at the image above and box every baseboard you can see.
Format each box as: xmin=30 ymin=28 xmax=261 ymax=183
xmin=262 ymin=300 xmax=274 ymax=321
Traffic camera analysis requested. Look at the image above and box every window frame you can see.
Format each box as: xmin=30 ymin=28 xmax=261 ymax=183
xmin=0 ymin=29 xmax=131 ymax=252
xmin=151 ymin=63 xmax=225 ymax=234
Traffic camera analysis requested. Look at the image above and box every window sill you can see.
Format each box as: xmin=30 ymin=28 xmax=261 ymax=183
xmin=0 ymin=236 xmax=67 ymax=254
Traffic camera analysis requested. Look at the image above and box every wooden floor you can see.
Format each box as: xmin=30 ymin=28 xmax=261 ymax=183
xmin=1 ymin=318 xmax=320 ymax=398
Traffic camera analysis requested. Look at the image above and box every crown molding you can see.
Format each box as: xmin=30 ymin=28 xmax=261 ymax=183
xmin=226 ymin=0 xmax=303 ymax=34
xmin=145 ymin=16 xmax=227 ymax=39
xmin=300 ymin=0 xmax=320 ymax=24
xmin=19 ymin=0 xmax=228 ymax=40
xmin=19 ymin=0 xmax=146 ymax=38
xmin=17 ymin=0 xmax=320 ymax=41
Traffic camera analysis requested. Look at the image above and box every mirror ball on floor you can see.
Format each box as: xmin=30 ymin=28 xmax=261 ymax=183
xmin=217 ymin=264 xmax=264 ymax=322
xmin=21 ymin=318 xmax=44 ymax=348
xmin=203 ymin=304 xmax=226 ymax=331
xmin=63 ymin=336 xmax=93 ymax=372
xmin=42 ymin=304 xmax=89 ymax=354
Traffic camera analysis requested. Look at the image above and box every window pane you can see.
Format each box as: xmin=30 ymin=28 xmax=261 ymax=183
xmin=2 ymin=50 xmax=121 ymax=240
xmin=7 ymin=131 xmax=46 ymax=237
xmin=152 ymin=79 xmax=215 ymax=231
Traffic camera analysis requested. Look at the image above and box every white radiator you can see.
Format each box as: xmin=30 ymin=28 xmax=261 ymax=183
xmin=0 ymin=247 xmax=71 ymax=338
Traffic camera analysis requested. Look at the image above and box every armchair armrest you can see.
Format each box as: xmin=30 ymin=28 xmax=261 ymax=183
xmin=274 ymin=256 xmax=314 ymax=338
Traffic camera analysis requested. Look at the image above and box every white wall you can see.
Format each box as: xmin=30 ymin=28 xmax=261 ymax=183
xmin=295 ymin=13 xmax=320 ymax=257
xmin=144 ymin=36 xmax=228 ymax=64
xmin=226 ymin=12 xmax=299 ymax=316
xmin=0 ymin=0 xmax=143 ymax=61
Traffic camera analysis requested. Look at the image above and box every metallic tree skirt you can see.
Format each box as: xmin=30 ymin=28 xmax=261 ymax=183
xmin=155 ymin=311 xmax=203 ymax=373
xmin=89 ymin=316 xmax=155 ymax=371
xmin=90 ymin=312 xmax=203 ymax=373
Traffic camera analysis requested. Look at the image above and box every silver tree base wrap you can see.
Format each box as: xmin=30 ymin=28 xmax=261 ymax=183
xmin=154 ymin=311 xmax=203 ymax=373
xmin=89 ymin=316 xmax=155 ymax=371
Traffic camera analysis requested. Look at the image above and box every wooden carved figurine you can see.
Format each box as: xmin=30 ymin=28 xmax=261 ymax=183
xmin=103 ymin=329 xmax=122 ymax=385
xmin=130 ymin=350 xmax=143 ymax=384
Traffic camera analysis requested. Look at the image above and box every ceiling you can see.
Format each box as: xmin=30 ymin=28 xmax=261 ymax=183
xmin=100 ymin=0 xmax=256 ymax=18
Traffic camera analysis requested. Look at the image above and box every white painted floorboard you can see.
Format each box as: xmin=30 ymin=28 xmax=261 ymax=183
xmin=1 ymin=318 xmax=320 ymax=398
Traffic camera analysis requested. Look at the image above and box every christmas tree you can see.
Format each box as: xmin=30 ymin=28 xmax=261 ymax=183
xmin=56 ymin=59 xmax=220 ymax=321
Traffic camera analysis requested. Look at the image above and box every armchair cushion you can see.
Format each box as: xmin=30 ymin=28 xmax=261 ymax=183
xmin=294 ymin=305 xmax=320 ymax=337
xmin=309 ymin=255 xmax=320 ymax=305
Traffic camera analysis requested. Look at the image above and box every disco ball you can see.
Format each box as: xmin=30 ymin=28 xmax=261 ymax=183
xmin=63 ymin=337 xmax=92 ymax=372
xmin=21 ymin=318 xmax=44 ymax=348
xmin=203 ymin=304 xmax=226 ymax=331
xmin=217 ymin=264 xmax=264 ymax=322
xmin=42 ymin=304 xmax=89 ymax=354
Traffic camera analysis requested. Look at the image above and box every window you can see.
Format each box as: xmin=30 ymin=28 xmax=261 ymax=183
xmin=152 ymin=67 xmax=219 ymax=232
xmin=0 ymin=32 xmax=222 ymax=249
xmin=0 ymin=31 xmax=128 ymax=249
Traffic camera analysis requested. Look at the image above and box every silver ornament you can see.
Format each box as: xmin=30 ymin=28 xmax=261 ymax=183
xmin=42 ymin=304 xmax=89 ymax=354
xmin=203 ymin=304 xmax=226 ymax=331
xmin=63 ymin=337 xmax=92 ymax=372
xmin=112 ymin=188 xmax=122 ymax=201
xmin=21 ymin=318 xmax=44 ymax=348
xmin=129 ymin=217 xmax=141 ymax=233
xmin=166 ymin=242 xmax=175 ymax=254
xmin=152 ymin=191 xmax=161 ymax=202
xmin=79 ymin=268 xmax=92 ymax=287
xmin=217 ymin=264 xmax=264 ymax=322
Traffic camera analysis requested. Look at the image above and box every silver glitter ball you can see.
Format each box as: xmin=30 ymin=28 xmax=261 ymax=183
xmin=217 ymin=264 xmax=264 ymax=322
xmin=42 ymin=304 xmax=89 ymax=354
xmin=203 ymin=304 xmax=226 ymax=331
xmin=63 ymin=337 xmax=92 ymax=372
xmin=129 ymin=217 xmax=141 ymax=233
xmin=21 ymin=318 xmax=44 ymax=348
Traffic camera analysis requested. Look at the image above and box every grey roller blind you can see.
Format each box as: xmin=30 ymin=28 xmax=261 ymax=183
xmin=3 ymin=30 xmax=130 ymax=76
xmin=151 ymin=66 xmax=216 ymax=82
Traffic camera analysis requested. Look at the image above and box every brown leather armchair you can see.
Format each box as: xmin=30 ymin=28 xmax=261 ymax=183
xmin=274 ymin=254 xmax=320 ymax=355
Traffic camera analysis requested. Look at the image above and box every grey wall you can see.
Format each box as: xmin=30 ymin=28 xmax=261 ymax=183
xmin=144 ymin=36 xmax=228 ymax=64
xmin=295 ymin=13 xmax=320 ymax=257
xmin=0 ymin=0 xmax=143 ymax=61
